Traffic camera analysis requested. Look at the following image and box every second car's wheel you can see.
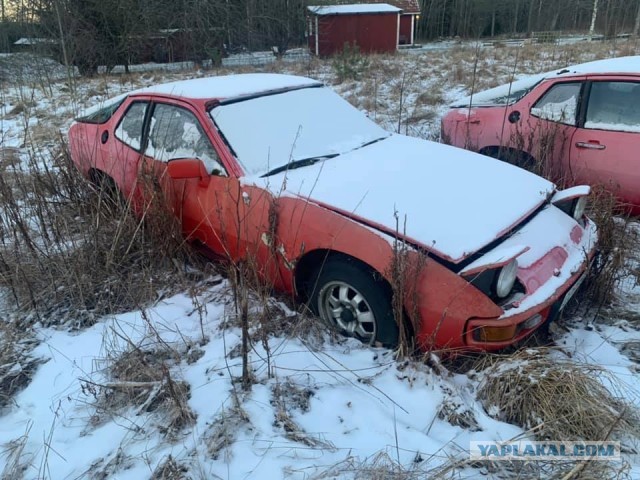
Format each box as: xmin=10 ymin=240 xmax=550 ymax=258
xmin=308 ymin=257 xmax=399 ymax=347
xmin=482 ymin=147 xmax=535 ymax=171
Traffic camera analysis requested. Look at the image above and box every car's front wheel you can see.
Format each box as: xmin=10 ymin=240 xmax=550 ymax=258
xmin=308 ymin=257 xmax=398 ymax=347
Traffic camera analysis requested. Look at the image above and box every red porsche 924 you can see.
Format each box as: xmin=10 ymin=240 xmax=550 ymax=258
xmin=69 ymin=74 xmax=597 ymax=351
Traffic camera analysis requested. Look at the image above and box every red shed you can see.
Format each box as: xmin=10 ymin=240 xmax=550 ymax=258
xmin=309 ymin=1 xmax=421 ymax=47
xmin=307 ymin=4 xmax=401 ymax=57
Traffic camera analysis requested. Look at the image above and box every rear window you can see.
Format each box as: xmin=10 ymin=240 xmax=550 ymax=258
xmin=76 ymin=98 xmax=125 ymax=124
xmin=451 ymin=74 xmax=545 ymax=107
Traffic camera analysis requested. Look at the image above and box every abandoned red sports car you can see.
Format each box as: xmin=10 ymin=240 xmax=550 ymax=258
xmin=69 ymin=73 xmax=597 ymax=351
xmin=441 ymin=56 xmax=640 ymax=214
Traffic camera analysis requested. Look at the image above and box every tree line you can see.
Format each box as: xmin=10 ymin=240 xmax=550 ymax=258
xmin=1 ymin=0 xmax=308 ymax=73
xmin=416 ymin=0 xmax=640 ymax=39
xmin=1 ymin=0 xmax=640 ymax=74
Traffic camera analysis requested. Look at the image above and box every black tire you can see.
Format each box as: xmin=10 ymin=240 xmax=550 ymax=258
xmin=89 ymin=170 xmax=125 ymax=212
xmin=307 ymin=256 xmax=398 ymax=347
xmin=482 ymin=147 xmax=535 ymax=171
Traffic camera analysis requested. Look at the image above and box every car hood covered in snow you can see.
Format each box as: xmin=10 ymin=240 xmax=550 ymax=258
xmin=251 ymin=135 xmax=555 ymax=263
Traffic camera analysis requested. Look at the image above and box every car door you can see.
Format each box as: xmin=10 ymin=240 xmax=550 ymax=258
xmin=570 ymin=78 xmax=640 ymax=209
xmin=522 ymin=80 xmax=584 ymax=179
xmin=142 ymin=100 xmax=277 ymax=273
xmin=111 ymin=98 xmax=151 ymax=199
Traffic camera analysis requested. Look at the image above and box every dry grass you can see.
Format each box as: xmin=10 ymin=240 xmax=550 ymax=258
xmin=0 ymin=321 xmax=40 ymax=411
xmin=579 ymin=188 xmax=639 ymax=310
xmin=86 ymin=340 xmax=196 ymax=437
xmin=306 ymin=451 xmax=427 ymax=480
xmin=272 ymin=380 xmax=332 ymax=449
xmin=205 ymin=405 xmax=249 ymax=461
xmin=151 ymin=455 xmax=189 ymax=480
xmin=0 ymin=143 xmax=199 ymax=327
xmin=477 ymin=349 xmax=639 ymax=442
xmin=437 ymin=385 xmax=480 ymax=431
xmin=432 ymin=455 xmax=630 ymax=480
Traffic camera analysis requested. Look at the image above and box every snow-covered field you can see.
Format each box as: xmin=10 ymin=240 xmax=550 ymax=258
xmin=1 ymin=41 xmax=640 ymax=479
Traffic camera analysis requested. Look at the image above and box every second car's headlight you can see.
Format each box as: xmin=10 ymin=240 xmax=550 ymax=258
xmin=496 ymin=259 xmax=518 ymax=298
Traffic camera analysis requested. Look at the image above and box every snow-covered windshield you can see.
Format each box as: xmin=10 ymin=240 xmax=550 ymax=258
xmin=209 ymin=86 xmax=389 ymax=176
xmin=451 ymin=74 xmax=545 ymax=107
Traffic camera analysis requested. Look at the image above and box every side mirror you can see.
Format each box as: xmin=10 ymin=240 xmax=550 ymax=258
xmin=167 ymin=158 xmax=208 ymax=180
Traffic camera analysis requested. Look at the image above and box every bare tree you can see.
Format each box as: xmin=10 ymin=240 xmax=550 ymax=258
xmin=588 ymin=0 xmax=599 ymax=40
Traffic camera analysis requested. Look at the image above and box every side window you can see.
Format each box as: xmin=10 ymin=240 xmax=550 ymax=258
xmin=531 ymin=82 xmax=581 ymax=126
xmin=115 ymin=101 xmax=148 ymax=150
xmin=585 ymin=81 xmax=640 ymax=133
xmin=146 ymin=103 xmax=226 ymax=175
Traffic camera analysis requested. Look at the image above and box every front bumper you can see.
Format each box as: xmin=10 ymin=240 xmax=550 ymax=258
xmin=465 ymin=265 xmax=590 ymax=350
xmin=463 ymin=212 xmax=597 ymax=351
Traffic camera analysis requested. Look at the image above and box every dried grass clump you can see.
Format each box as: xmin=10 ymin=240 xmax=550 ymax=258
xmin=0 ymin=144 xmax=198 ymax=327
xmin=151 ymin=455 xmax=189 ymax=480
xmin=0 ymin=321 xmax=40 ymax=410
xmin=308 ymin=451 xmax=427 ymax=480
xmin=415 ymin=89 xmax=445 ymax=107
xmin=206 ymin=406 xmax=249 ymax=460
xmin=88 ymin=345 xmax=195 ymax=435
xmin=0 ymin=429 xmax=31 ymax=480
xmin=433 ymin=456 xmax=630 ymax=480
xmin=271 ymin=380 xmax=330 ymax=448
xmin=477 ymin=349 xmax=639 ymax=442
xmin=579 ymin=186 xmax=639 ymax=309
xmin=437 ymin=394 xmax=480 ymax=431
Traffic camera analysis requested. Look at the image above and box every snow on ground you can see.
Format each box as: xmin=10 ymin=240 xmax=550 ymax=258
xmin=1 ymin=40 xmax=640 ymax=479
xmin=0 ymin=284 xmax=523 ymax=479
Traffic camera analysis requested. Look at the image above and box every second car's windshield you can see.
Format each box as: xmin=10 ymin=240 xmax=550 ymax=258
xmin=209 ymin=86 xmax=389 ymax=176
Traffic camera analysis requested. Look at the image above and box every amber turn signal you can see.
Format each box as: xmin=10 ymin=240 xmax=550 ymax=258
xmin=474 ymin=324 xmax=517 ymax=342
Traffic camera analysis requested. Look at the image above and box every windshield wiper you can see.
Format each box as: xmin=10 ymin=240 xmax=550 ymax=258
xmin=355 ymin=135 xmax=389 ymax=150
xmin=261 ymin=154 xmax=338 ymax=178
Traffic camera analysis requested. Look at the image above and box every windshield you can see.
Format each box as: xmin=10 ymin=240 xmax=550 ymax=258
xmin=209 ymin=86 xmax=389 ymax=176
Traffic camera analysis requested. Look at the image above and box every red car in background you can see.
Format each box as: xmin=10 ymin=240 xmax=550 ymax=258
xmin=69 ymin=73 xmax=597 ymax=352
xmin=441 ymin=56 xmax=640 ymax=214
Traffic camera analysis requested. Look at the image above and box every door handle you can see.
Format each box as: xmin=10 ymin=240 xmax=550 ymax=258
xmin=575 ymin=141 xmax=606 ymax=150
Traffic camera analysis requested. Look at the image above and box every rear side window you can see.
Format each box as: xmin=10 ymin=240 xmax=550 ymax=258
xmin=585 ymin=81 xmax=640 ymax=133
xmin=531 ymin=82 xmax=581 ymax=126
xmin=450 ymin=75 xmax=544 ymax=107
xmin=76 ymin=98 xmax=125 ymax=124
xmin=115 ymin=102 xmax=148 ymax=151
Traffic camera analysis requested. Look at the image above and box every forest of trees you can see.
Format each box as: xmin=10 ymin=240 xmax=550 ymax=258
xmin=416 ymin=0 xmax=640 ymax=39
xmin=1 ymin=0 xmax=640 ymax=73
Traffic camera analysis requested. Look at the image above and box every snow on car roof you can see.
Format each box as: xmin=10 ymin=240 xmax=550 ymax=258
xmin=308 ymin=4 xmax=401 ymax=15
xmin=136 ymin=73 xmax=322 ymax=100
xmin=560 ymin=55 xmax=640 ymax=75
xmin=452 ymin=55 xmax=640 ymax=107
xmin=77 ymin=74 xmax=322 ymax=119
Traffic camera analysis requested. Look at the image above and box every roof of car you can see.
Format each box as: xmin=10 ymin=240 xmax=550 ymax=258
xmin=554 ymin=55 xmax=640 ymax=77
xmin=132 ymin=73 xmax=322 ymax=101
xmin=451 ymin=55 xmax=640 ymax=107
